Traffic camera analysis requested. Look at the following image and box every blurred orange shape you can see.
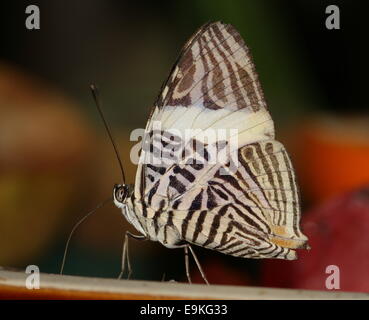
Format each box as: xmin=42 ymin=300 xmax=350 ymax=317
xmin=0 ymin=62 xmax=94 ymax=266
xmin=294 ymin=115 xmax=369 ymax=204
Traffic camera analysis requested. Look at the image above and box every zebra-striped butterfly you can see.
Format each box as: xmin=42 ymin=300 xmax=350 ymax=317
xmin=113 ymin=21 xmax=309 ymax=283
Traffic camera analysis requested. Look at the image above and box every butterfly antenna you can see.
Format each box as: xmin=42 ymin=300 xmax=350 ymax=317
xmin=60 ymin=197 xmax=112 ymax=275
xmin=90 ymin=84 xmax=126 ymax=184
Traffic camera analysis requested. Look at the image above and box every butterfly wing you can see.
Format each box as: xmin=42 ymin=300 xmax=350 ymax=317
xmin=135 ymin=21 xmax=272 ymax=198
xmin=154 ymin=21 xmax=267 ymax=112
xmin=134 ymin=21 xmax=308 ymax=259
xmin=167 ymin=141 xmax=308 ymax=260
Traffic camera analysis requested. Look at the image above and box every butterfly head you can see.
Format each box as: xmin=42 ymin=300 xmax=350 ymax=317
xmin=113 ymin=184 xmax=131 ymax=207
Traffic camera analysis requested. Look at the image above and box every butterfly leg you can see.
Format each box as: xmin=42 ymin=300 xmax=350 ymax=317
xmin=118 ymin=231 xmax=146 ymax=280
xmin=180 ymin=244 xmax=209 ymax=285
xmin=161 ymin=272 xmax=166 ymax=282
xmin=187 ymin=244 xmax=209 ymax=285
xmin=184 ymin=245 xmax=192 ymax=284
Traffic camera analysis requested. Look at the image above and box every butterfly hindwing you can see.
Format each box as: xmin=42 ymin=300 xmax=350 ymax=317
xmin=167 ymin=141 xmax=308 ymax=260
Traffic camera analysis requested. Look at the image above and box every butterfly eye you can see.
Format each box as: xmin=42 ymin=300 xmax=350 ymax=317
xmin=113 ymin=184 xmax=128 ymax=203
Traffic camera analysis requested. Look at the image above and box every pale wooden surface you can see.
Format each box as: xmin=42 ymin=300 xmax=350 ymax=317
xmin=0 ymin=268 xmax=368 ymax=300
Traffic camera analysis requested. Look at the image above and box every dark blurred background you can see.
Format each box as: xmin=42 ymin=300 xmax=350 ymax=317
xmin=0 ymin=1 xmax=368 ymax=292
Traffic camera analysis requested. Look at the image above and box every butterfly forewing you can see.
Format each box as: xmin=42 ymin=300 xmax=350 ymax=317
xmin=130 ymin=21 xmax=308 ymax=260
xmin=156 ymin=22 xmax=267 ymax=111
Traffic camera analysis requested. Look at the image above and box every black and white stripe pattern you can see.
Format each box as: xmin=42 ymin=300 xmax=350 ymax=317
xmin=155 ymin=22 xmax=267 ymax=112
xmin=115 ymin=21 xmax=309 ymax=261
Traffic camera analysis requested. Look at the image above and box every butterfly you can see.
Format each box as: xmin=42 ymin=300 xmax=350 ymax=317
xmin=112 ymin=21 xmax=309 ymax=284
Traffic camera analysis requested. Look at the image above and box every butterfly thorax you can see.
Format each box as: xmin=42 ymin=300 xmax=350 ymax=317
xmin=113 ymin=196 xmax=144 ymax=238
xmin=115 ymin=193 xmax=185 ymax=249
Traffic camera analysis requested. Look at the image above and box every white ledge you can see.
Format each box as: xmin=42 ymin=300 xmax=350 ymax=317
xmin=0 ymin=268 xmax=368 ymax=300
